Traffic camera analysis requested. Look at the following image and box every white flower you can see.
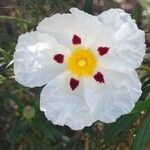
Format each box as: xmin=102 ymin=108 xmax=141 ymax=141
xmin=14 ymin=8 xmax=146 ymax=130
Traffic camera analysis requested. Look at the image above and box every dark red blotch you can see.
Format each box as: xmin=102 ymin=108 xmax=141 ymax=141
xmin=98 ymin=47 xmax=109 ymax=56
xmin=70 ymin=78 xmax=79 ymax=91
xmin=54 ymin=54 xmax=64 ymax=63
xmin=72 ymin=34 xmax=81 ymax=45
xmin=94 ymin=72 xmax=105 ymax=83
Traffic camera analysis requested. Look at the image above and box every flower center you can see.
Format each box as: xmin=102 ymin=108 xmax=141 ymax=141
xmin=78 ymin=58 xmax=86 ymax=67
xmin=67 ymin=47 xmax=97 ymax=77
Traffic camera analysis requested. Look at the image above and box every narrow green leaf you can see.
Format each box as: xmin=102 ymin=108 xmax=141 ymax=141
xmin=84 ymin=0 xmax=93 ymax=14
xmin=33 ymin=95 xmax=40 ymax=114
xmin=1 ymin=90 xmax=24 ymax=114
xmin=131 ymin=112 xmax=150 ymax=150
xmin=142 ymin=77 xmax=150 ymax=88
xmin=140 ymin=85 xmax=150 ymax=101
xmin=0 ymin=48 xmax=11 ymax=62
xmin=131 ymin=100 xmax=150 ymax=114
xmin=10 ymin=120 xmax=27 ymax=144
xmin=0 ymin=75 xmax=7 ymax=84
xmin=105 ymin=114 xmax=138 ymax=144
xmin=131 ymin=7 xmax=141 ymax=22
xmin=34 ymin=117 xmax=56 ymax=143
xmin=0 ymin=15 xmax=32 ymax=25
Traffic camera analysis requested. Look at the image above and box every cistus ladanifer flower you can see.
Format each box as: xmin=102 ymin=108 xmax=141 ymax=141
xmin=13 ymin=8 xmax=146 ymax=130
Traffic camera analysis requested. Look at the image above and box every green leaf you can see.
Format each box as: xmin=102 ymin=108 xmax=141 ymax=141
xmin=140 ymin=84 xmax=150 ymax=101
xmin=131 ymin=111 xmax=150 ymax=150
xmin=33 ymin=95 xmax=40 ymax=114
xmin=142 ymin=77 xmax=150 ymax=88
xmin=1 ymin=90 xmax=24 ymax=114
xmin=10 ymin=119 xmax=27 ymax=144
xmin=0 ymin=75 xmax=7 ymax=84
xmin=84 ymin=0 xmax=93 ymax=14
xmin=0 ymin=15 xmax=32 ymax=25
xmin=131 ymin=7 xmax=141 ymax=22
xmin=105 ymin=114 xmax=138 ymax=144
xmin=34 ymin=117 xmax=56 ymax=143
xmin=0 ymin=48 xmax=10 ymax=61
xmin=131 ymin=100 xmax=150 ymax=114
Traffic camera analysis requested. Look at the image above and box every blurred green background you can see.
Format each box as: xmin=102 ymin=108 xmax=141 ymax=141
xmin=0 ymin=0 xmax=150 ymax=150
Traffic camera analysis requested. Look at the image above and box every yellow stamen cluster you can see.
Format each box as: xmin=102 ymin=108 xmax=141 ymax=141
xmin=67 ymin=47 xmax=97 ymax=77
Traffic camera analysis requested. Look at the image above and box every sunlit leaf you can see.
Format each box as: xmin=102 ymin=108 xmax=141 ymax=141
xmin=0 ymin=15 xmax=32 ymax=25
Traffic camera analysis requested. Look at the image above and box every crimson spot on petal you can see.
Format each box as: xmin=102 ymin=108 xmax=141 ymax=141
xmin=70 ymin=78 xmax=79 ymax=91
xmin=98 ymin=47 xmax=109 ymax=56
xmin=72 ymin=34 xmax=81 ymax=45
xmin=94 ymin=72 xmax=105 ymax=84
xmin=54 ymin=54 xmax=64 ymax=63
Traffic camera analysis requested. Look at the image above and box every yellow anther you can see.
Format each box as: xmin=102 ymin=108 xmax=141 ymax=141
xmin=67 ymin=47 xmax=97 ymax=77
xmin=78 ymin=58 xmax=86 ymax=67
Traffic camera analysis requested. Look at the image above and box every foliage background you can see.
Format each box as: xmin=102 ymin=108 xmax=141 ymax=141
xmin=0 ymin=0 xmax=150 ymax=150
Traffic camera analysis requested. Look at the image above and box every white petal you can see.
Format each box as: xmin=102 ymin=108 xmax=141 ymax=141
xmin=37 ymin=8 xmax=145 ymax=70
xmin=37 ymin=13 xmax=74 ymax=48
xmin=14 ymin=31 xmax=70 ymax=88
xmin=40 ymin=72 xmax=94 ymax=130
xmin=84 ymin=69 xmax=142 ymax=123
xmin=69 ymin=8 xmax=103 ymax=48
xmin=37 ymin=8 xmax=103 ymax=49
xmin=97 ymin=8 xmax=146 ymax=70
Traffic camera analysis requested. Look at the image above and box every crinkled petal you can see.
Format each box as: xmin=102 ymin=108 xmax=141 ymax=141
xmin=96 ymin=8 xmax=146 ymax=71
xmin=37 ymin=13 xmax=75 ymax=48
xmin=37 ymin=8 xmax=103 ymax=48
xmin=40 ymin=72 xmax=94 ymax=130
xmin=14 ymin=31 xmax=70 ymax=88
xmin=37 ymin=8 xmax=145 ymax=70
xmin=69 ymin=8 xmax=103 ymax=48
xmin=84 ymin=69 xmax=142 ymax=123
